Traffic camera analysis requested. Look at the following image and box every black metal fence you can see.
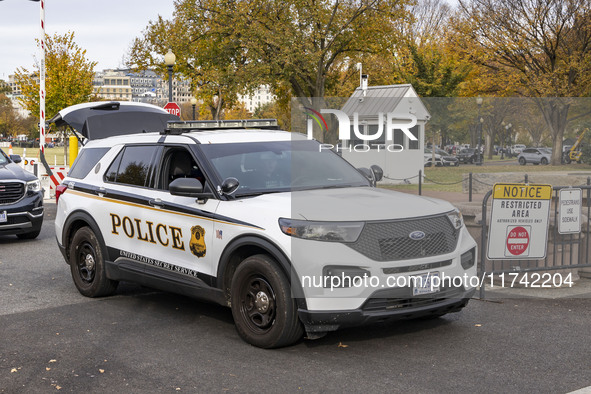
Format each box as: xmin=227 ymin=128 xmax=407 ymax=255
xmin=478 ymin=181 xmax=591 ymax=298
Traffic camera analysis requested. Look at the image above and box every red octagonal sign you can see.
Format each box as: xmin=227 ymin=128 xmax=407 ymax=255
xmin=164 ymin=102 xmax=181 ymax=117
xmin=506 ymin=226 xmax=530 ymax=256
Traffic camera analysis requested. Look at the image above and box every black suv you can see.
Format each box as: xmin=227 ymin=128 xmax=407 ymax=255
xmin=457 ymin=148 xmax=478 ymax=164
xmin=0 ymin=147 xmax=44 ymax=239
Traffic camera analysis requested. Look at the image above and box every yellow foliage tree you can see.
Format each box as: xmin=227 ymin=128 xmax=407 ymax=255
xmin=15 ymin=31 xmax=97 ymax=122
xmin=453 ymin=0 xmax=591 ymax=164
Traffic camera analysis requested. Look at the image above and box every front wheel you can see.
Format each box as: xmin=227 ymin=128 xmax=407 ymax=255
xmin=541 ymin=157 xmax=548 ymax=165
xmin=231 ymin=254 xmax=303 ymax=348
xmin=69 ymin=227 xmax=118 ymax=297
xmin=519 ymin=157 xmax=526 ymax=165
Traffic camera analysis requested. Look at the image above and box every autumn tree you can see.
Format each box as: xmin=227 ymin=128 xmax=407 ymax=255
xmin=455 ymin=0 xmax=591 ymax=164
xmin=129 ymin=0 xmax=409 ymax=124
xmin=15 ymin=32 xmax=97 ymax=122
xmin=0 ymin=80 xmax=10 ymax=95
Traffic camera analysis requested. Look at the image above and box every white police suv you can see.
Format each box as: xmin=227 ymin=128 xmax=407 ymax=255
xmin=54 ymin=102 xmax=477 ymax=348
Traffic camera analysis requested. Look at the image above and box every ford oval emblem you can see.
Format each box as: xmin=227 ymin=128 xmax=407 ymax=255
xmin=409 ymin=230 xmax=426 ymax=241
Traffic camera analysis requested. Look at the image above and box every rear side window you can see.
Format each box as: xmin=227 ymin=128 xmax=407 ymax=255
xmin=105 ymin=145 xmax=159 ymax=187
xmin=68 ymin=148 xmax=110 ymax=179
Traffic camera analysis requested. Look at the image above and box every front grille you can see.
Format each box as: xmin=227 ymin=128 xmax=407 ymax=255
xmin=0 ymin=215 xmax=29 ymax=226
xmin=0 ymin=182 xmax=25 ymax=204
xmin=362 ymin=286 xmax=464 ymax=312
xmin=383 ymin=259 xmax=452 ymax=275
xmin=347 ymin=215 xmax=459 ymax=261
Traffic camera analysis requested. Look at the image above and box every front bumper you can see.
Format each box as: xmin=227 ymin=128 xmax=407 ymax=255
xmin=0 ymin=192 xmax=44 ymax=236
xmin=299 ymin=287 xmax=475 ymax=332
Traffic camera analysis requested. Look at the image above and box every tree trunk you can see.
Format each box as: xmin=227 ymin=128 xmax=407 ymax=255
xmin=486 ymin=132 xmax=494 ymax=160
xmin=536 ymin=98 xmax=570 ymax=165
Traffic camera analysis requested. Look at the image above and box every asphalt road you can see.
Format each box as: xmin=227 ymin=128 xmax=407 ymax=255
xmin=1 ymin=202 xmax=590 ymax=393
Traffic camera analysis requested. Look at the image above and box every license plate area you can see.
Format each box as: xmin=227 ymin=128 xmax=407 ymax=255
xmin=0 ymin=211 xmax=7 ymax=223
xmin=412 ymin=272 xmax=440 ymax=296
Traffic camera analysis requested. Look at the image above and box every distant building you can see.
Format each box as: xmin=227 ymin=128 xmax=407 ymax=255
xmin=127 ymin=70 xmax=159 ymax=103
xmin=93 ymin=70 xmax=132 ymax=101
xmin=238 ymin=85 xmax=274 ymax=113
xmin=157 ymin=76 xmax=192 ymax=104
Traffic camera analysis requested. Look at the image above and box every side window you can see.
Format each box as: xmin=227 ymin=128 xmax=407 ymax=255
xmin=160 ymin=148 xmax=204 ymax=190
xmin=104 ymin=145 xmax=158 ymax=187
xmin=68 ymin=148 xmax=110 ymax=179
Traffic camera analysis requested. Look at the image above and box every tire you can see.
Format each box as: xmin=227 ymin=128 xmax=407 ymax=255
xmin=541 ymin=158 xmax=548 ymax=165
xmin=519 ymin=157 xmax=526 ymax=165
xmin=69 ymin=226 xmax=118 ymax=297
xmin=231 ymin=254 xmax=303 ymax=348
xmin=425 ymin=162 xmax=432 ymax=167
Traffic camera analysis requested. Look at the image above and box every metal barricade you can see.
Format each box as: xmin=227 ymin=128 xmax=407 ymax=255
xmin=478 ymin=181 xmax=591 ymax=298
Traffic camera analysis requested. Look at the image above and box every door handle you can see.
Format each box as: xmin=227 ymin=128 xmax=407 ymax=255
xmin=149 ymin=198 xmax=163 ymax=207
xmin=95 ymin=187 xmax=106 ymax=197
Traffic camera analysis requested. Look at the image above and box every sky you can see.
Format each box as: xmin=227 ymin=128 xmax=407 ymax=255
xmin=0 ymin=0 xmax=175 ymax=80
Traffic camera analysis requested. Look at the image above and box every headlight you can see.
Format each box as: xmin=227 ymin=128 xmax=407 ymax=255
xmin=446 ymin=209 xmax=463 ymax=230
xmin=279 ymin=218 xmax=364 ymax=242
xmin=26 ymin=179 xmax=41 ymax=193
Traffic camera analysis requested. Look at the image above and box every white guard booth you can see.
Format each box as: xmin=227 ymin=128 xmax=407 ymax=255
xmin=339 ymin=84 xmax=430 ymax=184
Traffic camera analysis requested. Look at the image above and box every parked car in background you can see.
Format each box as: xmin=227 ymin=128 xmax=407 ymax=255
xmin=426 ymin=148 xmax=459 ymax=166
xmin=424 ymin=150 xmax=443 ymax=167
xmin=0 ymin=147 xmax=44 ymax=239
xmin=511 ymin=144 xmax=526 ymax=155
xmin=457 ymin=148 xmax=479 ymax=164
xmin=517 ymin=147 xmax=552 ymax=165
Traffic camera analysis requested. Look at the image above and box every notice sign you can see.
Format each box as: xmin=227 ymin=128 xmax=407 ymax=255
xmin=487 ymin=183 xmax=552 ymax=260
xmin=558 ymin=188 xmax=582 ymax=234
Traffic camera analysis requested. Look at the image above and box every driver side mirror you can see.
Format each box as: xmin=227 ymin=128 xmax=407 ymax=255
xmin=169 ymin=178 xmax=214 ymax=202
xmin=370 ymin=165 xmax=383 ymax=182
xmin=10 ymin=154 xmax=22 ymax=164
xmin=220 ymin=177 xmax=240 ymax=195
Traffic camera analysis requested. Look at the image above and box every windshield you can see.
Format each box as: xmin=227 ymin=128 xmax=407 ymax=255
xmin=199 ymin=140 xmax=370 ymax=196
xmin=0 ymin=148 xmax=8 ymax=165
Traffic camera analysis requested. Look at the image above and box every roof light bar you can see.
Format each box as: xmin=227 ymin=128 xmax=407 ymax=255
xmin=167 ymin=119 xmax=278 ymax=131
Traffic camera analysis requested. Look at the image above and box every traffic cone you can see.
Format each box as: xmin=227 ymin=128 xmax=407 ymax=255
xmin=8 ymin=143 xmax=13 ymax=155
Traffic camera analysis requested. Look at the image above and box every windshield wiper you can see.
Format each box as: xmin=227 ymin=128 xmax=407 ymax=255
xmin=235 ymin=190 xmax=284 ymax=198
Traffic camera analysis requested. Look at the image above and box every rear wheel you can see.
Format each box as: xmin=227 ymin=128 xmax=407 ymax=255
xmin=231 ymin=254 xmax=303 ymax=348
xmin=519 ymin=157 xmax=526 ymax=165
xmin=541 ymin=157 xmax=548 ymax=165
xmin=69 ymin=227 xmax=118 ymax=297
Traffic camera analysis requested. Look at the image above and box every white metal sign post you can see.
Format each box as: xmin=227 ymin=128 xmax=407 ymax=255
xmin=37 ymin=0 xmax=53 ymax=177
xmin=487 ymin=183 xmax=552 ymax=260
xmin=558 ymin=188 xmax=582 ymax=234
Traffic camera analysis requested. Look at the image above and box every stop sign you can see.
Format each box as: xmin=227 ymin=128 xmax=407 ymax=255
xmin=164 ymin=102 xmax=181 ymax=117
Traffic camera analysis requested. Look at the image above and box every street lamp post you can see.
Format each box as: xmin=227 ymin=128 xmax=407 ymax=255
xmin=190 ymin=97 xmax=197 ymax=120
xmin=505 ymin=123 xmax=512 ymax=157
xmin=476 ymin=97 xmax=483 ymax=165
xmin=501 ymin=121 xmax=506 ymax=159
xmin=164 ymin=49 xmax=176 ymax=103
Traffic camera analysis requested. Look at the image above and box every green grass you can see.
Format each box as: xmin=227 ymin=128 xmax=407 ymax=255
xmin=382 ymin=162 xmax=591 ymax=193
xmin=7 ymin=146 xmax=69 ymax=166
